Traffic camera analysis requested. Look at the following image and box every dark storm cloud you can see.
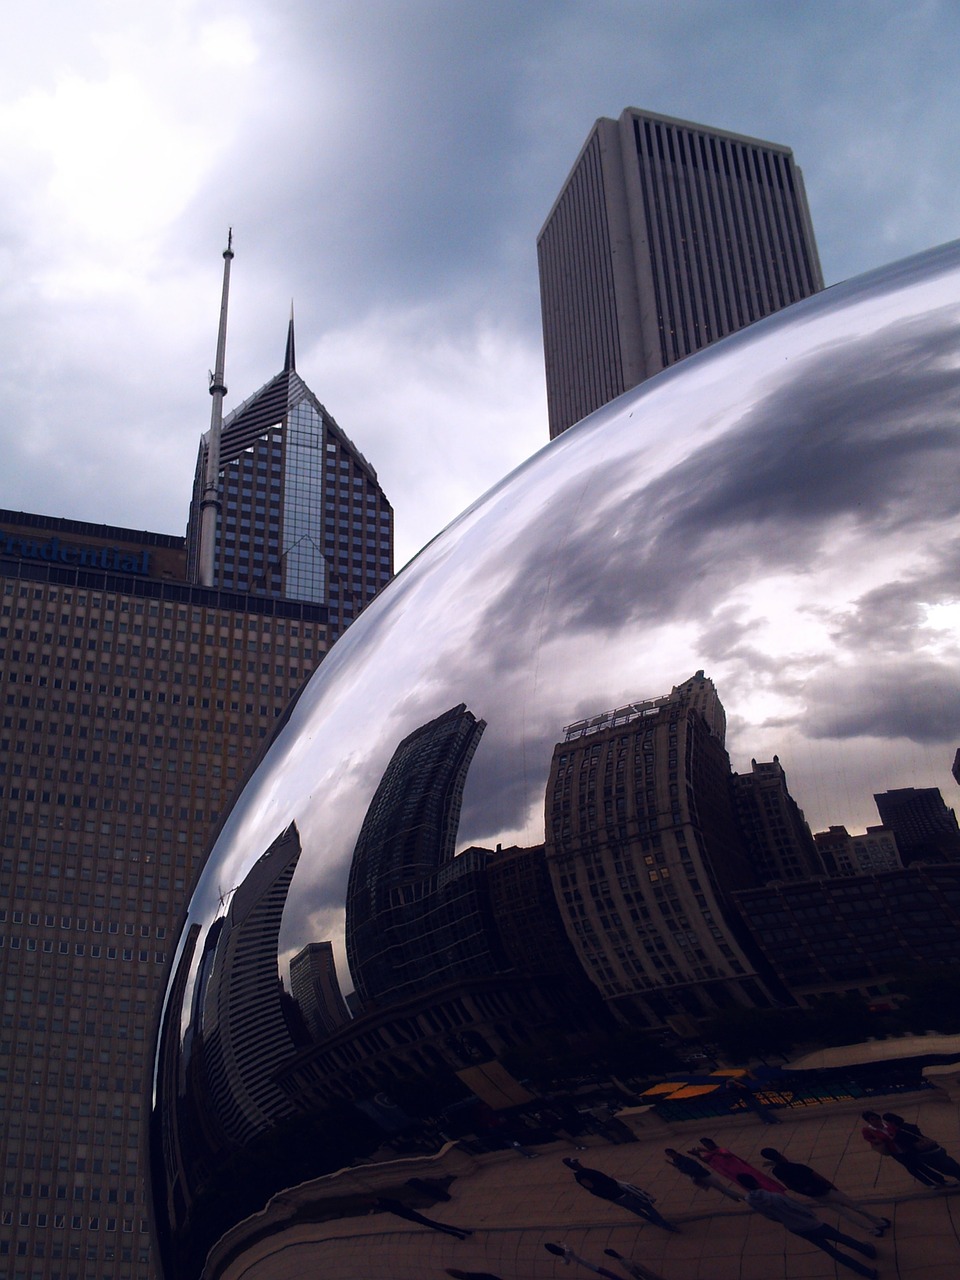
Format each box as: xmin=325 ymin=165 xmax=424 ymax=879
xmin=825 ymin=536 xmax=960 ymax=652
xmin=805 ymin=658 xmax=960 ymax=744
xmin=466 ymin=308 xmax=960 ymax=666
xmin=186 ymin=1 xmax=563 ymax=326
xmin=695 ymin=606 xmax=789 ymax=680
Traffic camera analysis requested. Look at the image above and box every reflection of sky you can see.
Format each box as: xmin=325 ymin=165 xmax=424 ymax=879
xmin=163 ymin=243 xmax=960 ymax=1053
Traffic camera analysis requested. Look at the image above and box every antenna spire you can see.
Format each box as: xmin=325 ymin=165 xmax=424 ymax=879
xmin=284 ymin=299 xmax=296 ymax=372
xmin=197 ymin=228 xmax=234 ymax=587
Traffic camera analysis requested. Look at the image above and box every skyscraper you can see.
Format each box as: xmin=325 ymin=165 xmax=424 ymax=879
xmin=545 ymin=672 xmax=777 ymax=1026
xmin=0 ymin=513 xmax=331 ymax=1278
xmin=196 ymin=823 xmax=303 ymax=1148
xmin=873 ymin=787 xmax=960 ymax=865
xmin=0 ymin=266 xmax=394 ymax=1276
xmin=538 ymin=107 xmax=823 ymax=437
xmin=345 ymin=704 xmax=488 ymax=1009
xmin=288 ymin=942 xmax=350 ymax=1043
xmin=186 ymin=314 xmax=393 ymax=638
xmin=731 ymin=756 xmax=824 ymax=883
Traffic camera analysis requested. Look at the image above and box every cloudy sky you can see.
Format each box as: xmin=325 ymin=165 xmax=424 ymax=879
xmin=1 ymin=0 xmax=959 ymax=568
xmin=174 ymin=245 xmax=960 ymax=980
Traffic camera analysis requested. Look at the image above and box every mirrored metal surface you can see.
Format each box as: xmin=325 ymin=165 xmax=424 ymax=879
xmin=150 ymin=242 xmax=960 ymax=1278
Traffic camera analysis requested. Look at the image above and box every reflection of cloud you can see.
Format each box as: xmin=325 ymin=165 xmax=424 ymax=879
xmin=445 ymin=311 xmax=960 ymax=842
xmin=482 ymin=314 xmax=960 ymax=659
xmin=804 ymin=658 xmax=960 ymax=744
xmin=825 ymin=537 xmax=960 ymax=653
xmin=451 ymin=310 xmax=960 ymax=796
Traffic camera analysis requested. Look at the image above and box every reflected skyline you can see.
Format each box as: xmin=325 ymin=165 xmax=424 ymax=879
xmin=152 ymin=241 xmax=960 ymax=1280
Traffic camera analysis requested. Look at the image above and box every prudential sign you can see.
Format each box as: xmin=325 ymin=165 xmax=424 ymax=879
xmin=1 ymin=531 xmax=151 ymax=576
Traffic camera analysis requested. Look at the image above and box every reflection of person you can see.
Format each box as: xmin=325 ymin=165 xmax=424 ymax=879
xmin=737 ymin=1175 xmax=878 ymax=1278
xmin=687 ymin=1138 xmax=784 ymax=1192
xmin=882 ymin=1112 xmax=960 ymax=1182
xmin=543 ymin=1242 xmax=622 ymax=1277
xmin=760 ymin=1147 xmax=890 ymax=1234
xmin=860 ymin=1111 xmax=945 ymax=1187
xmin=665 ymin=1146 xmax=742 ymax=1201
xmin=371 ymin=1196 xmax=472 ymax=1239
xmin=562 ymin=1158 xmax=678 ymax=1231
xmin=602 ymin=1246 xmax=668 ymax=1280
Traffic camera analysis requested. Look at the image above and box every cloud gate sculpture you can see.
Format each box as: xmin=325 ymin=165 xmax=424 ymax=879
xmin=150 ymin=242 xmax=960 ymax=1279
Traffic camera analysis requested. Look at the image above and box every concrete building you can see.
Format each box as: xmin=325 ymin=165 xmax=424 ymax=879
xmin=731 ymin=756 xmax=824 ymax=883
xmin=813 ymin=824 xmax=902 ymax=876
xmin=734 ymin=866 xmax=960 ymax=1003
xmin=0 ymin=511 xmax=333 ymax=1276
xmin=288 ymin=942 xmax=351 ymax=1044
xmin=538 ymin=107 xmax=823 ymax=437
xmin=544 ymin=672 xmax=778 ymax=1027
xmin=0 ymin=293 xmax=393 ymax=1277
xmin=874 ymin=786 xmax=960 ymax=865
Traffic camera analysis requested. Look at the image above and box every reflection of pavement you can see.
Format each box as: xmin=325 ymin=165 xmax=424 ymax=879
xmin=216 ymin=1091 xmax=960 ymax=1279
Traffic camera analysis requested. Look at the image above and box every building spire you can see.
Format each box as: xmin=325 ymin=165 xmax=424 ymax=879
xmin=197 ymin=228 xmax=235 ymax=588
xmin=284 ymin=300 xmax=296 ymax=373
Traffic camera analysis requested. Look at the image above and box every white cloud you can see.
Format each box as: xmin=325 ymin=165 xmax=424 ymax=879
xmin=303 ymin=305 xmax=548 ymax=565
xmin=2 ymin=0 xmax=960 ymax=576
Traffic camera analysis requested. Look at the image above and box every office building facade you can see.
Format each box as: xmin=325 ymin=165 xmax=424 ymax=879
xmin=0 ymin=510 xmax=335 ymax=1277
xmin=345 ymin=704 xmax=488 ymax=1010
xmin=186 ymin=318 xmax=393 ymax=637
xmin=734 ymin=866 xmax=960 ymax=1002
xmin=873 ymin=786 xmax=960 ymax=865
xmin=813 ymin=824 xmax=902 ymax=876
xmin=288 ymin=942 xmax=350 ymax=1043
xmin=538 ymin=107 xmax=823 ymax=436
xmin=731 ymin=756 xmax=824 ymax=883
xmin=0 ymin=318 xmax=398 ymax=1280
xmin=544 ymin=672 xmax=778 ymax=1026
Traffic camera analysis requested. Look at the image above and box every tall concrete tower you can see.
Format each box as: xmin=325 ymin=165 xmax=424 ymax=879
xmin=538 ymin=108 xmax=823 ymax=437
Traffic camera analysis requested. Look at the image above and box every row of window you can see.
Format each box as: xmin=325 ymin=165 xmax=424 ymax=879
xmin=0 ymin=910 xmax=163 ymax=935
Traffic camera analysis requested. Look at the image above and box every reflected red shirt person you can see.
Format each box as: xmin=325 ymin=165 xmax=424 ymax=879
xmin=687 ymin=1138 xmax=784 ymax=1192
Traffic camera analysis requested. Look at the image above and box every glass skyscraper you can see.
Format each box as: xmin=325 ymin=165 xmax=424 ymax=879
xmin=186 ymin=318 xmax=393 ymax=638
xmin=0 ymin=312 xmax=393 ymax=1276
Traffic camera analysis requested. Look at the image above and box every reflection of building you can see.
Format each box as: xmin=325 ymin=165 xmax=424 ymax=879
xmin=153 ymin=922 xmax=202 ymax=1239
xmin=486 ymin=843 xmax=585 ymax=977
xmin=345 ymin=704 xmax=487 ymax=1008
xmin=274 ymin=973 xmax=585 ymax=1112
xmin=732 ymin=757 xmax=824 ymax=882
xmin=545 ymin=672 xmax=777 ymax=1025
xmin=734 ymin=865 xmax=960 ymax=1002
xmin=874 ymin=787 xmax=960 ymax=864
xmin=289 ymin=942 xmax=351 ymax=1042
xmin=538 ymin=108 xmax=823 ymax=437
xmin=0 ymin=509 xmax=331 ymax=1276
xmin=186 ymin=316 xmax=393 ymax=636
xmin=813 ymin=825 xmax=902 ymax=876
xmin=200 ymin=824 xmax=302 ymax=1145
